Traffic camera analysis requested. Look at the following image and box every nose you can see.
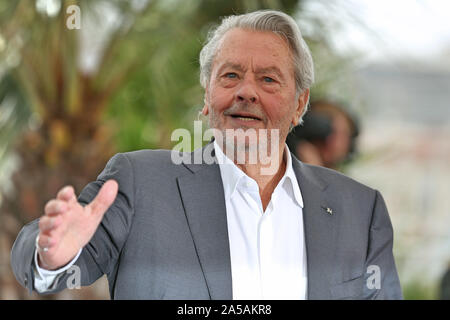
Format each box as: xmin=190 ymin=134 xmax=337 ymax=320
xmin=236 ymin=77 xmax=258 ymax=104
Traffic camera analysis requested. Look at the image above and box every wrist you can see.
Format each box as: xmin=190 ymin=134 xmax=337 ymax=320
xmin=37 ymin=252 xmax=53 ymax=270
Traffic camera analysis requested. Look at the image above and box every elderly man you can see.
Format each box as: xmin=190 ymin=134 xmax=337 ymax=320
xmin=11 ymin=10 xmax=402 ymax=300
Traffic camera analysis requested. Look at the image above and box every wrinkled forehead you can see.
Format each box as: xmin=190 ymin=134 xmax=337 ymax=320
xmin=216 ymin=28 xmax=293 ymax=58
xmin=212 ymin=28 xmax=295 ymax=76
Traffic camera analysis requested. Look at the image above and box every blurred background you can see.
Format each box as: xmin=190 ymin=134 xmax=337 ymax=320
xmin=0 ymin=0 xmax=449 ymax=299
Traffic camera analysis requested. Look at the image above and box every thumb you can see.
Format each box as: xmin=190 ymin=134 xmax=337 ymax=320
xmin=88 ymin=179 xmax=119 ymax=216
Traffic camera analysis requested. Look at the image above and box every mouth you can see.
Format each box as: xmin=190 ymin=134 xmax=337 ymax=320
xmin=229 ymin=112 xmax=262 ymax=122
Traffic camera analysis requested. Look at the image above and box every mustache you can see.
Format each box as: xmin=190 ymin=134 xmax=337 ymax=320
xmin=223 ymin=103 xmax=266 ymax=121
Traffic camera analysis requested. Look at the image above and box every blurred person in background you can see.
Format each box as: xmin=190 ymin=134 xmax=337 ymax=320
xmin=287 ymin=100 xmax=359 ymax=171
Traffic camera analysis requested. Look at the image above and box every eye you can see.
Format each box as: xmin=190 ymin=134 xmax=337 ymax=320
xmin=263 ymin=76 xmax=275 ymax=83
xmin=225 ymin=72 xmax=238 ymax=79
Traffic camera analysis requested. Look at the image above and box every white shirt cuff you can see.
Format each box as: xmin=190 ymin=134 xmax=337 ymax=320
xmin=33 ymin=240 xmax=82 ymax=293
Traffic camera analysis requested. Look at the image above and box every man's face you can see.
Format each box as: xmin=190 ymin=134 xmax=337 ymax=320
xmin=203 ymin=28 xmax=309 ymax=156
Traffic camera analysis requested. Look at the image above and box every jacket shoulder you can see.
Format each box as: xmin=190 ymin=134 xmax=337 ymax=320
xmin=121 ymin=149 xmax=174 ymax=164
xmin=299 ymin=161 xmax=376 ymax=195
xmin=110 ymin=149 xmax=190 ymax=177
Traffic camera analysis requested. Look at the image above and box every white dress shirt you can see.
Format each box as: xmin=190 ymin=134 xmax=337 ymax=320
xmin=34 ymin=142 xmax=308 ymax=299
xmin=214 ymin=141 xmax=307 ymax=300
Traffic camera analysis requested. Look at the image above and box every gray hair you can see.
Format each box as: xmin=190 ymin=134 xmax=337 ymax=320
xmin=199 ymin=10 xmax=315 ymax=124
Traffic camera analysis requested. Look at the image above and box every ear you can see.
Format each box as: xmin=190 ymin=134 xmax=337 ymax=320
xmin=291 ymin=89 xmax=310 ymax=126
xmin=202 ymin=105 xmax=209 ymax=116
xmin=202 ymin=86 xmax=210 ymax=116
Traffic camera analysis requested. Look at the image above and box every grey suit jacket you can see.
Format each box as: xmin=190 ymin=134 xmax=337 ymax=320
xmin=11 ymin=145 xmax=402 ymax=299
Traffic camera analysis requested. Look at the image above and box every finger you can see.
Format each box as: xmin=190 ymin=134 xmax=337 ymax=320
xmin=44 ymin=199 xmax=68 ymax=216
xmin=37 ymin=233 xmax=56 ymax=251
xmin=56 ymin=185 xmax=77 ymax=203
xmin=38 ymin=215 xmax=62 ymax=233
xmin=87 ymin=180 xmax=118 ymax=217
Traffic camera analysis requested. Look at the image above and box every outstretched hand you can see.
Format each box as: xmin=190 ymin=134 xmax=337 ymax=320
xmin=36 ymin=180 xmax=118 ymax=270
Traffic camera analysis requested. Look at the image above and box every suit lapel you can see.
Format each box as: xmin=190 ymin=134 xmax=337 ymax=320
xmin=176 ymin=146 xmax=232 ymax=300
xmin=291 ymin=155 xmax=338 ymax=299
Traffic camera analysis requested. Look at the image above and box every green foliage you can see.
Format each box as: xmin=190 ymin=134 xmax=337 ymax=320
xmin=0 ymin=73 xmax=31 ymax=161
xmin=402 ymin=280 xmax=438 ymax=300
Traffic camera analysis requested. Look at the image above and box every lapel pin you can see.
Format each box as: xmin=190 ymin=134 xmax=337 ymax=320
xmin=321 ymin=206 xmax=333 ymax=215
